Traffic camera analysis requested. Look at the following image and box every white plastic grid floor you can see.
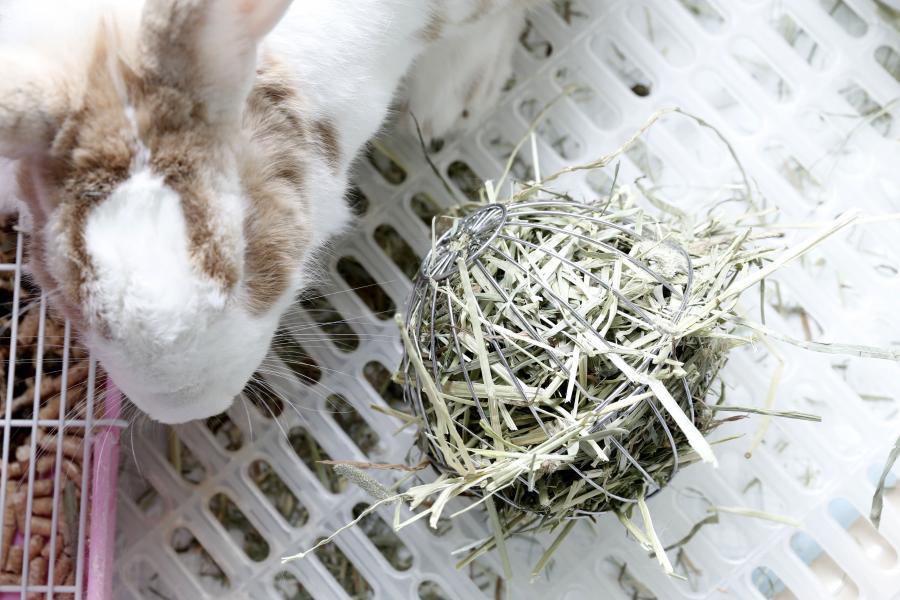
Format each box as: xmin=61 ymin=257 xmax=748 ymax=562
xmin=114 ymin=0 xmax=900 ymax=598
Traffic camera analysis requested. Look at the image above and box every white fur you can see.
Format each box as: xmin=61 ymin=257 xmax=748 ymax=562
xmin=403 ymin=6 xmax=527 ymax=141
xmin=0 ymin=0 xmax=535 ymax=423
xmin=84 ymin=169 xmax=226 ymax=345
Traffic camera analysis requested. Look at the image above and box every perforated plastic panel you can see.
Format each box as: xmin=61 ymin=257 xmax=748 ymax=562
xmin=113 ymin=1 xmax=900 ymax=598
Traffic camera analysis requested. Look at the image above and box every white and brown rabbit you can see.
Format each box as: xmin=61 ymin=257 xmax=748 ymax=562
xmin=0 ymin=0 xmax=535 ymax=423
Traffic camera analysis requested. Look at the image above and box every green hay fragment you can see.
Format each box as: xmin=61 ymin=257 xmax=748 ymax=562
xmin=710 ymin=506 xmax=801 ymax=527
xmin=709 ymin=405 xmax=821 ymax=422
xmin=871 ymin=435 xmax=900 ymax=529
xmin=529 ymin=520 xmax=575 ymax=582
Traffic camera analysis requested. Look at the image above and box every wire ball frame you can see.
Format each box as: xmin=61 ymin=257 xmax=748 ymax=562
xmin=400 ymin=197 xmax=716 ymax=521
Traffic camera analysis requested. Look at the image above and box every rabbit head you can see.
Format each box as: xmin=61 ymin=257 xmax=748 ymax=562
xmin=0 ymin=0 xmax=335 ymax=424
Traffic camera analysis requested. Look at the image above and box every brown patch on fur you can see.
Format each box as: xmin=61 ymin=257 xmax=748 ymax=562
xmin=16 ymin=164 xmax=87 ymax=333
xmin=31 ymin=31 xmax=242 ymax=333
xmin=240 ymin=53 xmax=313 ymax=314
xmin=312 ymin=120 xmax=341 ymax=173
xmin=43 ymin=37 xmax=136 ymax=313
xmin=421 ymin=5 xmax=447 ymax=42
xmin=465 ymin=0 xmax=495 ymax=24
xmin=133 ymin=80 xmax=239 ymax=291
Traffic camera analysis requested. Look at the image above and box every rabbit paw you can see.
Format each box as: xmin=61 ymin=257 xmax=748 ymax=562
xmin=401 ymin=7 xmax=525 ymax=144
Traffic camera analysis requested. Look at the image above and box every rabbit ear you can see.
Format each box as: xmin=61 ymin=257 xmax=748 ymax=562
xmin=0 ymin=51 xmax=68 ymax=159
xmin=139 ymin=0 xmax=293 ymax=127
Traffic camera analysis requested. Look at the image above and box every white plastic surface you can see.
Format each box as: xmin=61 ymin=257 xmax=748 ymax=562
xmin=114 ymin=0 xmax=900 ymax=598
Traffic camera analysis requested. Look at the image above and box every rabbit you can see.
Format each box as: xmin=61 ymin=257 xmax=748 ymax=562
xmin=0 ymin=0 xmax=536 ymax=423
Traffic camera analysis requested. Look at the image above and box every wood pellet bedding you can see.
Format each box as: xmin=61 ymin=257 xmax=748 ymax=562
xmin=0 ymin=216 xmax=96 ymax=596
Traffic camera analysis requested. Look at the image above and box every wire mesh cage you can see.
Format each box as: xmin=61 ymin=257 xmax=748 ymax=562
xmin=400 ymin=197 xmax=732 ymax=519
xmin=0 ymin=217 xmax=125 ymax=599
xmin=109 ymin=0 xmax=900 ymax=598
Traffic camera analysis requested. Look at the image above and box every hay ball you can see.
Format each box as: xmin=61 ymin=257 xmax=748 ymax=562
xmin=399 ymin=194 xmax=751 ymax=526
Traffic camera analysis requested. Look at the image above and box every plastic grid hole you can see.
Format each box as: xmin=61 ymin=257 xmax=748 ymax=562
xmin=410 ymin=193 xmax=443 ymax=230
xmin=673 ymin=488 xmax=755 ymax=561
xmin=446 ymin=160 xmax=484 ymax=201
xmin=352 ymin=503 xmax=414 ymax=572
xmin=658 ymin=112 xmax=725 ymax=169
xmin=466 ymin=559 xmax=503 ymax=598
xmin=693 ymin=69 xmax=762 ymax=134
xmin=867 ymin=461 xmax=899 ymax=490
xmin=760 ymin=424 xmax=826 ymax=492
xmin=366 ymin=144 xmax=407 ymax=185
xmin=299 ymin=290 xmax=360 ymax=353
xmin=517 ymin=97 xmax=583 ymax=160
xmin=205 ymin=412 xmax=244 ymax=452
xmin=242 ymin=375 xmax=289 ymax=420
xmin=170 ymin=526 xmax=230 ymax=593
xmin=363 ymin=361 xmax=406 ymax=413
xmin=327 ymin=395 xmax=382 ymax=456
xmin=791 ymin=385 xmax=863 ymax=458
xmin=590 ymin=37 xmax=654 ymax=97
xmin=373 ymin=224 xmax=421 ymax=281
xmin=597 ymin=556 xmax=657 ymax=600
xmin=832 ymin=359 xmax=900 ymax=421
xmin=763 ymin=278 xmax=827 ymax=341
xmin=789 ymin=531 xmax=860 ymax=599
xmin=771 ymin=11 xmax=831 ymax=70
xmin=313 ymin=538 xmax=375 ymax=600
xmin=717 ymin=453 xmax=790 ymax=517
xmin=346 ymin=185 xmax=370 ymax=217
xmin=418 ymin=579 xmax=451 ymax=600
xmin=519 ymin=19 xmax=554 ymax=60
xmin=623 ymin=139 xmax=667 ymax=186
xmin=124 ymin=474 xmax=165 ymax=519
xmin=165 ymin=434 xmax=207 ymax=485
xmin=838 ymin=82 xmax=896 ymax=138
xmin=867 ymin=459 xmax=900 ymax=521
xmin=209 ymin=492 xmax=270 ymax=562
xmin=875 ymin=45 xmax=900 ymax=83
xmin=585 ymin=168 xmax=616 ymax=197
xmin=819 ymin=0 xmax=868 ymax=37
xmin=676 ymin=0 xmax=726 ymax=33
xmin=553 ymin=66 xmax=622 ymax=130
xmin=626 ymin=4 xmax=695 ymax=67
xmin=272 ymin=330 xmax=323 ymax=388
xmin=828 ymin=498 xmax=898 ymax=569
xmin=795 ymin=108 xmax=864 ymax=169
xmin=273 ymin=571 xmax=314 ymax=600
xmin=763 ymin=142 xmax=824 ymax=203
xmin=731 ymin=37 xmax=793 ymax=102
xmin=248 ymin=459 xmax=309 ymax=528
xmin=671 ymin=547 xmax=711 ymax=594
xmin=124 ymin=559 xmax=179 ymax=600
xmin=288 ymin=427 xmax=347 ymax=494
xmin=479 ymin=126 xmax=535 ymax=181
xmin=336 ymin=257 xmax=397 ymax=321
xmin=751 ymin=566 xmax=797 ymax=600
xmin=550 ymin=0 xmax=592 ymax=28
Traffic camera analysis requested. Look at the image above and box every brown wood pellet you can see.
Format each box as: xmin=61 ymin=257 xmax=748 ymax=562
xmin=26 ymin=556 xmax=47 ymax=600
xmin=0 ymin=434 xmax=87 ymax=590
xmin=26 ymin=536 xmax=42 ymax=561
xmin=5 ymin=545 xmax=22 ymax=573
